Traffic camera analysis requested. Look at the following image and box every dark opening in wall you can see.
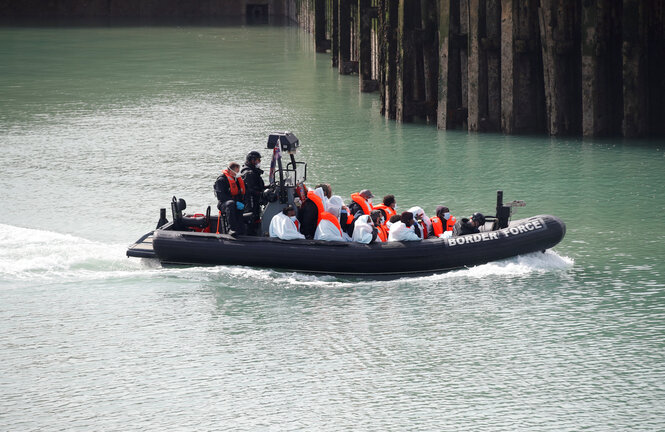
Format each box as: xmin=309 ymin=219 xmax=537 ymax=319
xmin=246 ymin=4 xmax=269 ymax=24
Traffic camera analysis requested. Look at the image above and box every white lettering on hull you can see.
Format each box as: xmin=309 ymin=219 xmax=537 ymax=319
xmin=447 ymin=218 xmax=545 ymax=247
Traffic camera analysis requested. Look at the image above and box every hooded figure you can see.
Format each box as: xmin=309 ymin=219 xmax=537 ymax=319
xmin=269 ymin=208 xmax=305 ymax=240
xmin=351 ymin=214 xmax=377 ymax=244
xmin=314 ymin=201 xmax=346 ymax=242
xmin=388 ymin=212 xmax=422 ymax=242
xmin=408 ymin=206 xmax=431 ymax=240
xmin=298 ymin=187 xmax=327 ymax=239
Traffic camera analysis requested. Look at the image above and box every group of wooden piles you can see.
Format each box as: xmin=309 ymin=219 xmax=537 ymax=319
xmin=294 ymin=0 xmax=664 ymax=138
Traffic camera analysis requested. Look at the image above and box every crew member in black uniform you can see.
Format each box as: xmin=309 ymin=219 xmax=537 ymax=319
xmin=214 ymin=162 xmax=246 ymax=236
xmin=452 ymin=212 xmax=486 ymax=236
xmin=240 ymin=151 xmax=266 ymax=236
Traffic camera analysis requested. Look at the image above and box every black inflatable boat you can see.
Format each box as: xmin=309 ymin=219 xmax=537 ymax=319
xmin=126 ymin=132 xmax=566 ymax=276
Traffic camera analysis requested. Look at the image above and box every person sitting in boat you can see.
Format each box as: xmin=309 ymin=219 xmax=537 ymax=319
xmin=388 ymin=211 xmax=422 ymax=242
xmin=269 ymin=206 xmax=305 ymax=240
xmin=373 ymin=194 xmax=397 ymax=221
xmin=214 ymin=162 xmax=246 ymax=236
xmin=346 ymin=189 xmax=374 ymax=236
xmin=240 ymin=151 xmax=266 ymax=236
xmin=386 ymin=214 xmax=401 ymax=229
xmin=452 ymin=212 xmax=486 ymax=236
xmin=429 ymin=206 xmax=456 ymax=239
xmin=314 ymin=201 xmax=347 ymax=242
xmin=328 ymin=195 xmax=353 ymax=241
xmin=408 ymin=206 xmax=431 ymax=239
xmin=297 ymin=186 xmax=327 ymax=239
xmin=351 ymin=215 xmax=378 ymax=244
xmin=370 ymin=210 xmax=388 ymax=242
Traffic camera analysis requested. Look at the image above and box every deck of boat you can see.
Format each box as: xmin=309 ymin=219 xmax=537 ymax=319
xmin=126 ymin=231 xmax=156 ymax=259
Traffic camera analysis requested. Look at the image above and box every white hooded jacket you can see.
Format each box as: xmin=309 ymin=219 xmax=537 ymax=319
xmin=269 ymin=212 xmax=305 ymax=240
xmin=387 ymin=221 xmax=421 ymax=242
xmin=314 ymin=199 xmax=346 ymax=242
xmin=351 ymin=214 xmax=375 ymax=244
xmin=408 ymin=206 xmax=431 ymax=239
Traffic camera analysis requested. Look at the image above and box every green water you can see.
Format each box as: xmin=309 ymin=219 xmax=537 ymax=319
xmin=1 ymin=24 xmax=664 ymax=431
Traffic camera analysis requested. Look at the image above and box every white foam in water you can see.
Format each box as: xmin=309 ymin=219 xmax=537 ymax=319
xmin=0 ymin=224 xmax=148 ymax=281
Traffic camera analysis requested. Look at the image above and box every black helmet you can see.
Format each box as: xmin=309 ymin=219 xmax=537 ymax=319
xmin=246 ymin=151 xmax=262 ymax=163
xmin=472 ymin=212 xmax=486 ymax=225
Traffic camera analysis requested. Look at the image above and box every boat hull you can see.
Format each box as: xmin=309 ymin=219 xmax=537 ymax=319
xmin=148 ymin=215 xmax=565 ymax=276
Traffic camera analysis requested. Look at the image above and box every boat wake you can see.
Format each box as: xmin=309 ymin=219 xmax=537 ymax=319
xmin=0 ymin=224 xmax=572 ymax=286
xmin=0 ymin=224 xmax=151 ymax=282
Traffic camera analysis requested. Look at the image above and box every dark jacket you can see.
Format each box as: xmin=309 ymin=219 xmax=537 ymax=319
xmin=214 ymin=173 xmax=244 ymax=205
xmin=297 ymin=199 xmax=319 ymax=239
xmin=240 ymin=162 xmax=266 ymax=215
xmin=452 ymin=218 xmax=479 ymax=236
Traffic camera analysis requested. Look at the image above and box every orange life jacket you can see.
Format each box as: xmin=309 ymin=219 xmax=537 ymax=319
xmin=350 ymin=193 xmax=372 ymax=215
xmin=306 ymin=190 xmax=325 ymax=224
xmin=432 ymin=215 xmax=457 ymax=237
xmin=446 ymin=216 xmax=457 ymax=231
xmin=373 ymin=203 xmax=396 ymax=219
xmin=319 ymin=211 xmax=343 ymax=236
xmin=223 ymin=169 xmax=246 ymax=197
xmin=431 ymin=217 xmax=445 ymax=237
xmin=375 ymin=224 xmax=389 ymax=242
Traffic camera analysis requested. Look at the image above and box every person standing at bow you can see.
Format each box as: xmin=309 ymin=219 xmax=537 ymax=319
xmin=241 ymin=151 xmax=266 ymax=236
xmin=214 ymin=162 xmax=246 ymax=236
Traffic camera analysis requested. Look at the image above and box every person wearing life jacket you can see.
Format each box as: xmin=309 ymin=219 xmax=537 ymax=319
xmin=388 ymin=211 xmax=422 ymax=242
xmin=297 ymin=186 xmax=326 ymax=239
xmin=328 ymin=195 xmax=353 ymax=241
xmin=386 ymin=214 xmax=401 ymax=229
xmin=269 ymin=206 xmax=305 ymax=240
xmin=314 ymin=200 xmax=347 ymax=242
xmin=373 ymin=194 xmax=397 ymax=221
xmin=351 ymin=215 xmax=378 ymax=244
xmin=407 ymin=206 xmax=431 ymax=240
xmin=452 ymin=212 xmax=486 ymax=236
xmin=240 ymin=150 xmax=266 ymax=236
xmin=214 ymin=162 xmax=246 ymax=236
xmin=429 ymin=206 xmax=457 ymax=238
xmin=346 ymin=189 xmax=374 ymax=236
xmin=370 ymin=210 xmax=388 ymax=242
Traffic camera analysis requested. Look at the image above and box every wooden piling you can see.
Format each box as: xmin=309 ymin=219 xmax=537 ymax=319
xmin=581 ymin=0 xmax=623 ymax=137
xmin=437 ymin=0 xmax=468 ymax=129
xmin=396 ymin=0 xmax=415 ymax=122
xmin=315 ymin=0 xmax=328 ymax=52
xmin=332 ymin=0 xmax=339 ymax=67
xmin=339 ymin=0 xmax=355 ymax=74
xmin=622 ymin=0 xmax=648 ymax=137
xmin=647 ymin=0 xmax=665 ymax=136
xmin=539 ymin=0 xmax=582 ymax=135
xmin=379 ymin=0 xmax=398 ymax=119
xmin=359 ymin=0 xmax=378 ymax=91
xmin=437 ymin=0 xmax=451 ymax=129
xmin=421 ymin=0 xmax=438 ymax=124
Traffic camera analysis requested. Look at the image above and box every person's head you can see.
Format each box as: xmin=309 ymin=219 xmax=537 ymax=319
xmin=316 ymin=183 xmax=332 ymax=198
xmin=471 ymin=212 xmax=486 ymax=227
xmin=370 ymin=209 xmax=383 ymax=226
xmin=436 ymin=206 xmax=450 ymax=219
xmin=383 ymin=194 xmax=396 ymax=209
xmin=328 ymin=195 xmax=344 ymax=211
xmin=282 ymin=205 xmax=296 ymax=217
xmin=389 ymin=215 xmax=401 ymax=224
xmin=228 ymin=162 xmax=241 ymax=175
xmin=246 ymin=151 xmax=262 ymax=167
xmin=328 ymin=204 xmax=341 ymax=218
xmin=359 ymin=189 xmax=374 ymax=202
xmin=400 ymin=211 xmax=414 ymax=227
